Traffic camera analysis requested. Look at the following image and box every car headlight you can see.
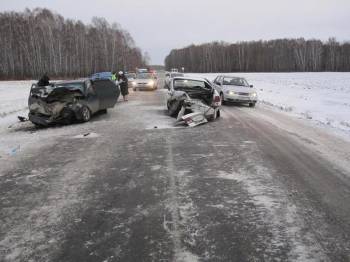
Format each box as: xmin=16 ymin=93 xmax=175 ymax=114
xmin=227 ymin=90 xmax=236 ymax=95
xmin=250 ymin=92 xmax=257 ymax=97
xmin=148 ymin=80 xmax=154 ymax=86
xmin=132 ymin=82 xmax=137 ymax=86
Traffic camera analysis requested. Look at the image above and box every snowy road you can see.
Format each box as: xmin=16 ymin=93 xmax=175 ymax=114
xmin=0 ymin=88 xmax=350 ymax=261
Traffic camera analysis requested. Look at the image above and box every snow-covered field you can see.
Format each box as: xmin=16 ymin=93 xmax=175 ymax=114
xmin=189 ymin=72 xmax=350 ymax=137
xmin=0 ymin=81 xmax=34 ymax=118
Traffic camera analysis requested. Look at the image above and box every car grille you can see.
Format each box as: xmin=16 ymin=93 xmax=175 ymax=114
xmin=237 ymin=92 xmax=249 ymax=96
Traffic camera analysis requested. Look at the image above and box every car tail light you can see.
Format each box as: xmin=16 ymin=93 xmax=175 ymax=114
xmin=214 ymin=95 xmax=221 ymax=103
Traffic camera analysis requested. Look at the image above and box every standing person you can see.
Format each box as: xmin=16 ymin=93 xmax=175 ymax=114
xmin=37 ymin=73 xmax=50 ymax=86
xmin=118 ymin=71 xmax=129 ymax=101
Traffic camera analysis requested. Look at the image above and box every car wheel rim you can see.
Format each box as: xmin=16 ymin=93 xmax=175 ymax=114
xmin=82 ymin=107 xmax=90 ymax=121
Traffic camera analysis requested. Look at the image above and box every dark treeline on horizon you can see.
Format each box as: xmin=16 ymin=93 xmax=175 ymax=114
xmin=0 ymin=8 xmax=146 ymax=80
xmin=165 ymin=38 xmax=350 ymax=73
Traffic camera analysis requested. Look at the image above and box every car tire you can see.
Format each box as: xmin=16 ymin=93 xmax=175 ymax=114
xmin=80 ymin=106 xmax=91 ymax=122
xmin=169 ymin=100 xmax=182 ymax=117
xmin=216 ymin=109 xmax=221 ymax=118
xmin=249 ymin=102 xmax=256 ymax=107
xmin=100 ymin=109 xmax=107 ymax=114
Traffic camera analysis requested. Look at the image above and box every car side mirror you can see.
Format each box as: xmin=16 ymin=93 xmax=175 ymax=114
xmin=250 ymin=85 xmax=254 ymax=88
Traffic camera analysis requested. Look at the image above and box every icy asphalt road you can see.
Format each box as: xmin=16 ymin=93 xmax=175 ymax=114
xmin=0 ymin=89 xmax=350 ymax=262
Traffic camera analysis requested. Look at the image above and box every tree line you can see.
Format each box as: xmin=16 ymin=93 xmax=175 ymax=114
xmin=0 ymin=8 xmax=147 ymax=80
xmin=165 ymin=38 xmax=350 ymax=72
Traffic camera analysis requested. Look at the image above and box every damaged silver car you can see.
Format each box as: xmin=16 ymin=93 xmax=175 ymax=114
xmin=28 ymin=79 xmax=120 ymax=126
xmin=167 ymin=77 xmax=221 ymax=127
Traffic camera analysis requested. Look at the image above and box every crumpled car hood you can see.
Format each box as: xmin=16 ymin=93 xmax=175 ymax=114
xmin=29 ymin=86 xmax=84 ymax=119
xmin=30 ymin=85 xmax=84 ymax=101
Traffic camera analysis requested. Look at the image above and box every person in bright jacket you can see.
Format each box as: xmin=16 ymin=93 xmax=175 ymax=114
xmin=118 ymin=71 xmax=129 ymax=101
xmin=111 ymin=71 xmax=117 ymax=82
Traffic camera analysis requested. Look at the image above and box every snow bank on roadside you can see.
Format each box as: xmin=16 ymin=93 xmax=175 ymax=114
xmin=0 ymin=81 xmax=33 ymax=118
xmin=189 ymin=72 xmax=350 ymax=135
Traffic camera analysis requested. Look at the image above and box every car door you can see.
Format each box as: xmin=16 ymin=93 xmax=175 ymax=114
xmin=92 ymin=79 xmax=119 ymax=109
xmin=85 ymin=80 xmax=99 ymax=114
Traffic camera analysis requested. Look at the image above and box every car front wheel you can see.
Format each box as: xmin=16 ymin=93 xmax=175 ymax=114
xmin=249 ymin=102 xmax=256 ymax=107
xmin=80 ymin=106 xmax=91 ymax=122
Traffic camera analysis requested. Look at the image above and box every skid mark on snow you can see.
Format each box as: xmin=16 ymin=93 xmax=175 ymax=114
xmin=164 ymin=136 xmax=199 ymax=262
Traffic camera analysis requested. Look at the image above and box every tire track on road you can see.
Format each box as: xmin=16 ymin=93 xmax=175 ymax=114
xmin=165 ymin=134 xmax=199 ymax=262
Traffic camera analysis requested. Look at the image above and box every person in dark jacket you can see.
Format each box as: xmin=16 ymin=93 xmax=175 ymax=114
xmin=118 ymin=71 xmax=129 ymax=101
xmin=37 ymin=73 xmax=50 ymax=86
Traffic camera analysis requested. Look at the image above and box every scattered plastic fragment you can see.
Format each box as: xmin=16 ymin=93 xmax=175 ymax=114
xmin=18 ymin=116 xmax=28 ymax=122
xmin=9 ymin=145 xmax=20 ymax=156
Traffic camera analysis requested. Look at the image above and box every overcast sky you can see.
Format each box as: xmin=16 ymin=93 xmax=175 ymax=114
xmin=1 ymin=0 xmax=349 ymax=64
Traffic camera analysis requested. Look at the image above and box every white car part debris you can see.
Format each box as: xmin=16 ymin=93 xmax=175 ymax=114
xmin=175 ymin=98 xmax=215 ymax=127
xmin=181 ymin=112 xmax=208 ymax=127
xmin=9 ymin=145 xmax=20 ymax=156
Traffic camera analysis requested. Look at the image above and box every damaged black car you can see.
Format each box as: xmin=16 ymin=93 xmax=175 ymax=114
xmin=28 ymin=79 xmax=120 ymax=126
